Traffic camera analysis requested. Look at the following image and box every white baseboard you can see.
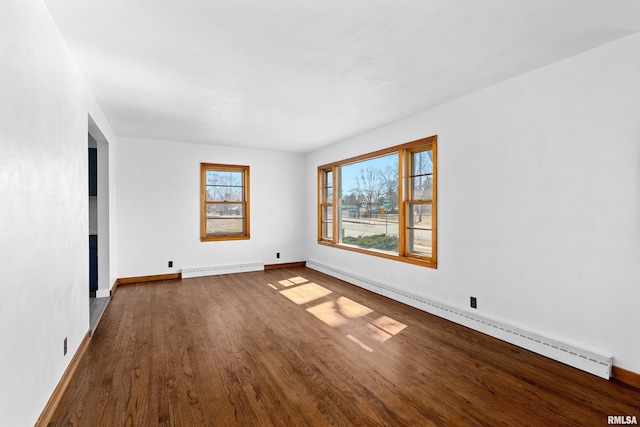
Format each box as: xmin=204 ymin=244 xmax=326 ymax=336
xmin=96 ymin=289 xmax=110 ymax=298
xmin=182 ymin=261 xmax=264 ymax=278
xmin=307 ymin=259 xmax=612 ymax=379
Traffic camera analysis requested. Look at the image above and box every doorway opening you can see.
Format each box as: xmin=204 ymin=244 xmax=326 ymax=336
xmin=88 ymin=116 xmax=110 ymax=334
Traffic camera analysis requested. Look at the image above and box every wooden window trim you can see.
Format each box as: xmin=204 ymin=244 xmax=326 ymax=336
xmin=317 ymin=136 xmax=437 ymax=268
xmin=200 ymin=163 xmax=250 ymax=242
xmin=318 ymin=167 xmax=338 ymax=243
xmin=404 ymin=143 xmax=437 ymax=263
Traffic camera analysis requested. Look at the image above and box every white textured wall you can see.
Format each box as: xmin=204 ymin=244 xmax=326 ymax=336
xmin=116 ymin=137 xmax=305 ymax=277
xmin=0 ymin=0 xmax=115 ymax=425
xmin=306 ymin=34 xmax=640 ymax=373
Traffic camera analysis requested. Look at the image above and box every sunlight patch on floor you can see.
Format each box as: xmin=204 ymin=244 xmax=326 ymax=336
xmin=306 ymin=301 xmax=347 ymax=327
xmin=280 ymin=283 xmax=332 ymax=305
xmin=365 ymin=323 xmax=393 ymax=342
xmin=278 ymin=276 xmax=309 ymax=287
xmin=270 ymin=275 xmax=408 ymax=353
xmin=372 ymin=315 xmax=407 ymax=335
xmin=336 ymin=296 xmax=373 ymax=318
xmin=306 ymin=296 xmax=374 ymax=327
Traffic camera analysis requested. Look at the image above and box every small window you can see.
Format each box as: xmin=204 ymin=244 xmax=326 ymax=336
xmin=200 ymin=163 xmax=250 ymax=241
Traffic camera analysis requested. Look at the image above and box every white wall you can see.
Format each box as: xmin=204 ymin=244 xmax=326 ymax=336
xmin=116 ymin=137 xmax=305 ymax=277
xmin=306 ymin=34 xmax=640 ymax=373
xmin=0 ymin=0 xmax=116 ymax=425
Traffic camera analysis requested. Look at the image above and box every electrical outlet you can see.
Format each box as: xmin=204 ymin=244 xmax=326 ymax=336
xmin=276 ymin=252 xmax=280 ymax=259
xmin=64 ymin=337 xmax=67 ymax=356
xmin=168 ymin=261 xmax=173 ymax=268
xmin=470 ymin=297 xmax=477 ymax=309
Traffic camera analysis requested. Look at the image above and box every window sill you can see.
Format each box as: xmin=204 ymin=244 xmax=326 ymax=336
xmin=201 ymin=235 xmax=250 ymax=242
xmin=318 ymin=240 xmax=437 ymax=269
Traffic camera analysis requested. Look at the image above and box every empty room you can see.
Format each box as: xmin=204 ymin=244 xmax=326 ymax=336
xmin=2 ymin=0 xmax=640 ymax=426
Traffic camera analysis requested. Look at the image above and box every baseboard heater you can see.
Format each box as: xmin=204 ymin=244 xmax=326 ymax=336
xmin=306 ymin=260 xmax=612 ymax=380
xmin=182 ymin=261 xmax=264 ymax=278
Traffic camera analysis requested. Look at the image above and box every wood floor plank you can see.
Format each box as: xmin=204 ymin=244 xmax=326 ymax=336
xmin=48 ymin=267 xmax=639 ymax=426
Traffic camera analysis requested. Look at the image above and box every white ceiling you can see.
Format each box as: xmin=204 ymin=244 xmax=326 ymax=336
xmin=43 ymin=0 xmax=640 ymax=153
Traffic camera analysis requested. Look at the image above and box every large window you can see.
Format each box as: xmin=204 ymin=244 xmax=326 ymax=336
xmin=318 ymin=136 xmax=436 ymax=268
xmin=200 ymin=163 xmax=250 ymax=241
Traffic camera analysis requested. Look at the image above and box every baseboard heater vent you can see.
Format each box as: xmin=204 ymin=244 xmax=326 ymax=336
xmin=307 ymin=260 xmax=612 ymax=380
xmin=182 ymin=262 xmax=264 ymax=278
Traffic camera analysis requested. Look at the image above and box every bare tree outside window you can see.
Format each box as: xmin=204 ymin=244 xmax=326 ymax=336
xmin=379 ymin=162 xmax=399 ymax=210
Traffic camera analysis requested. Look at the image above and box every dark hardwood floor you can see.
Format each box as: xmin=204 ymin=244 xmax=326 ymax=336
xmin=49 ymin=267 xmax=638 ymax=426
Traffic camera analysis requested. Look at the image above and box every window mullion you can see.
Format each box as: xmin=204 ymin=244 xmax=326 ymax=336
xmin=318 ymin=168 xmax=323 ymax=241
xmin=431 ymin=140 xmax=437 ymax=263
xmin=332 ymin=166 xmax=339 ymax=244
xmin=398 ymin=149 xmax=406 ymax=257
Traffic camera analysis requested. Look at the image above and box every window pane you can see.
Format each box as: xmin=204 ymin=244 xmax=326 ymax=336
xmin=323 ymin=206 xmax=333 ymax=221
xmin=206 ymin=170 xmax=243 ymax=186
xmin=336 ymin=153 xmax=398 ymax=254
xmin=326 ymin=187 xmax=333 ymax=201
xmin=206 ymin=218 xmax=244 ymax=234
xmin=322 ymin=222 xmax=333 ymax=239
xmin=410 ymin=175 xmax=433 ymax=201
xmin=340 ymin=154 xmax=396 ymax=208
xmin=412 ymin=149 xmax=433 ymax=175
xmin=206 ymin=185 xmax=243 ymax=202
xmin=326 ymin=170 xmax=332 ymax=187
xmin=407 ymin=203 xmax=432 ymax=229
xmin=408 ymin=228 xmax=432 ymax=256
xmin=206 ymin=203 xmax=244 ymax=218
xmin=206 ymin=201 xmax=244 ymax=234
xmin=206 ymin=170 xmax=243 ymax=201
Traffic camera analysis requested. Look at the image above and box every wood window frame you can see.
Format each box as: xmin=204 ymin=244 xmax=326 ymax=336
xmin=318 ymin=168 xmax=335 ymax=242
xmin=200 ymin=163 xmax=250 ymax=242
xmin=317 ymin=136 xmax=437 ymax=268
xmin=404 ymin=144 xmax=436 ymax=262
